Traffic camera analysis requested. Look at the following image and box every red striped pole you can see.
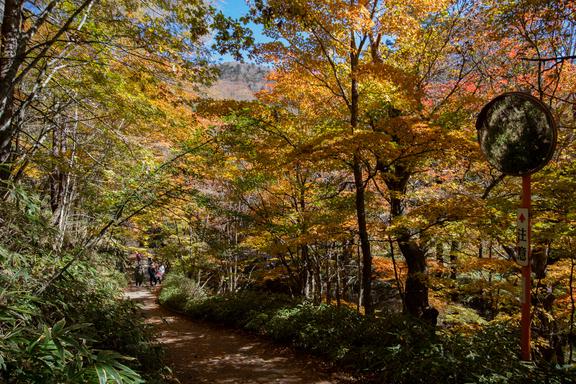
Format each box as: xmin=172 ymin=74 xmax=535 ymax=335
xmin=520 ymin=174 xmax=532 ymax=361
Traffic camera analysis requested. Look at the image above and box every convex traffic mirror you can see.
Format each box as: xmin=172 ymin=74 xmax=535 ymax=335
xmin=476 ymin=92 xmax=557 ymax=176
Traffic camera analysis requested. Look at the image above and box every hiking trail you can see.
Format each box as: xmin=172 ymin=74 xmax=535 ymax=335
xmin=125 ymin=286 xmax=355 ymax=384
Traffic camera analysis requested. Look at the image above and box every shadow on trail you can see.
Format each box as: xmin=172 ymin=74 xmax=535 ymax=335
xmin=125 ymin=286 xmax=353 ymax=384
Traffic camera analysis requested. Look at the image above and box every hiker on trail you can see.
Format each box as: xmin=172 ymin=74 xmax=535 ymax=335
xmin=156 ymin=264 xmax=165 ymax=284
xmin=134 ymin=262 xmax=145 ymax=287
xmin=147 ymin=257 xmax=157 ymax=286
xmin=136 ymin=252 xmax=142 ymax=264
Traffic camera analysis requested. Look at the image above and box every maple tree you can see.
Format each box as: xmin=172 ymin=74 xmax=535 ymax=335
xmin=244 ymin=0 xmax=490 ymax=319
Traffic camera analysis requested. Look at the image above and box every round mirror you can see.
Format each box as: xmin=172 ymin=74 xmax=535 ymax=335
xmin=476 ymin=92 xmax=557 ymax=176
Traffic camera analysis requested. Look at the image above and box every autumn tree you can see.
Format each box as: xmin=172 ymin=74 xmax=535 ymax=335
xmin=248 ymin=0 xmax=403 ymax=315
xmin=247 ymin=0 xmax=502 ymax=318
xmin=0 ymin=0 xmax=251 ymax=186
xmin=197 ymin=91 xmax=354 ymax=301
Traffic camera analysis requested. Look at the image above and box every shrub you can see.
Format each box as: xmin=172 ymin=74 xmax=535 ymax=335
xmin=183 ymin=290 xmax=296 ymax=327
xmin=158 ymin=273 xmax=207 ymax=310
xmin=158 ymin=274 xmax=576 ymax=384
xmin=0 ymin=197 xmax=163 ymax=384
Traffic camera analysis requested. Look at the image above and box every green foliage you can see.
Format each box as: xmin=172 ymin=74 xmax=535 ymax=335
xmin=158 ymin=273 xmax=208 ymax=309
xmin=0 ymin=197 xmax=161 ymax=383
xmin=159 ymin=278 xmax=296 ymax=327
xmin=160 ymin=274 xmax=576 ymax=384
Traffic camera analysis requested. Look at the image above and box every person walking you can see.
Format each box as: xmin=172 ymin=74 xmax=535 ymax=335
xmin=147 ymin=257 xmax=157 ymax=287
xmin=156 ymin=264 xmax=165 ymax=284
xmin=134 ymin=262 xmax=145 ymax=287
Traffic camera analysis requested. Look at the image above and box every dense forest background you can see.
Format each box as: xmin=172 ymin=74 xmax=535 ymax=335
xmin=1 ymin=0 xmax=576 ymax=383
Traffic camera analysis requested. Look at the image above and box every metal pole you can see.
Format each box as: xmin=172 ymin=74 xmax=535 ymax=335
xmin=521 ymin=174 xmax=532 ymax=361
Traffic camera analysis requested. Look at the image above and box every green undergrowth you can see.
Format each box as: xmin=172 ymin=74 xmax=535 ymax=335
xmin=0 ymin=197 xmax=167 ymax=383
xmin=159 ymin=273 xmax=576 ymax=384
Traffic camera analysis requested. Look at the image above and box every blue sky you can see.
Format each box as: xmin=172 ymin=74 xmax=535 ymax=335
xmin=215 ymin=0 xmax=268 ymax=62
xmin=217 ymin=0 xmax=251 ymax=19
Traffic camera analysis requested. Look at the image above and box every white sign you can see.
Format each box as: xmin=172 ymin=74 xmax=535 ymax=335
xmin=516 ymin=208 xmax=530 ymax=266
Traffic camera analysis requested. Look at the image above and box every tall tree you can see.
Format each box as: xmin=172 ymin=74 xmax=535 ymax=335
xmin=0 ymin=0 xmax=252 ymax=185
xmin=0 ymin=0 xmax=94 ymax=181
xmin=249 ymin=0 xmax=392 ymax=315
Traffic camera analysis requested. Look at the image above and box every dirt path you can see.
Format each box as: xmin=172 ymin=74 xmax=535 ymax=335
xmin=125 ymin=286 xmax=354 ymax=384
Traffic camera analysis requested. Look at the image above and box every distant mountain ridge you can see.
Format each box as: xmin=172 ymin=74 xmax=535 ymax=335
xmin=203 ymin=62 xmax=269 ymax=101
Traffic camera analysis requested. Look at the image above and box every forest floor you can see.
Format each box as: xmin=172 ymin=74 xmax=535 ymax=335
xmin=125 ymin=286 xmax=357 ymax=384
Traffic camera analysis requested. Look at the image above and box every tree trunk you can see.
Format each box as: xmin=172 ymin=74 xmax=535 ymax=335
xmin=398 ymin=235 xmax=429 ymax=317
xmin=49 ymin=107 xmax=79 ymax=249
xmin=326 ymin=245 xmax=332 ymax=305
xmin=380 ymin=160 xmax=434 ymax=319
xmin=276 ymin=246 xmax=301 ymax=296
xmin=312 ymin=252 xmax=322 ymax=305
xmin=335 ymin=245 xmax=341 ymax=307
xmin=296 ymin=168 xmax=313 ymax=298
xmin=450 ymin=240 xmax=459 ymax=280
xmin=389 ymin=236 xmax=405 ymax=310
xmin=0 ymin=0 xmax=23 ymax=182
xmin=346 ymin=14 xmax=373 ymax=315
xmin=304 ymin=267 xmax=311 ymax=299
xmin=357 ymin=242 xmax=362 ymax=313
xmin=301 ymin=244 xmax=313 ymax=299
xmin=436 ymin=242 xmax=444 ymax=266
xmin=341 ymin=237 xmax=353 ymax=304
xmin=353 ymin=153 xmax=373 ymax=315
